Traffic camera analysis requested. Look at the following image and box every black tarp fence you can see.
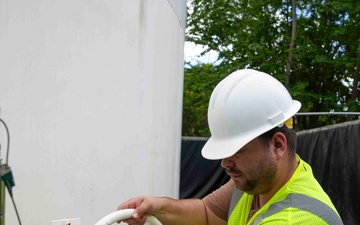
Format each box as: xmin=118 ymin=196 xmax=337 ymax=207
xmin=180 ymin=137 xmax=229 ymax=199
xmin=180 ymin=120 xmax=360 ymax=225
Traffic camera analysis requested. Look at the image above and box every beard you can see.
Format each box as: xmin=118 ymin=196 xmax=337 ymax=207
xmin=227 ymin=151 xmax=278 ymax=195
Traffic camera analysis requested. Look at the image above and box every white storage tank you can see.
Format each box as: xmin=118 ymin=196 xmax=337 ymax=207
xmin=0 ymin=0 xmax=187 ymax=224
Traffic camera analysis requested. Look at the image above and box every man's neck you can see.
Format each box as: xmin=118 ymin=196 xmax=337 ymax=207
xmin=258 ymin=157 xmax=299 ymax=207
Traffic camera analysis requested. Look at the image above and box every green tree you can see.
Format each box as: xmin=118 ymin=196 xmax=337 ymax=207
xmin=182 ymin=63 xmax=226 ymax=136
xmin=292 ymin=0 xmax=360 ymax=128
xmin=182 ymin=0 xmax=360 ymax=135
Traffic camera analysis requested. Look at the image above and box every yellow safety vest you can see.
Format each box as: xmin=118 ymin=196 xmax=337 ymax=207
xmin=228 ymin=155 xmax=343 ymax=225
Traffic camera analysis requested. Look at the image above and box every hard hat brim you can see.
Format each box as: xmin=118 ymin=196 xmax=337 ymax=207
xmin=201 ymin=100 xmax=301 ymax=160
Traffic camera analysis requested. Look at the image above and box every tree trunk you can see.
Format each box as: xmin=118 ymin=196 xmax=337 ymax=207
xmin=284 ymin=0 xmax=297 ymax=89
xmin=347 ymin=53 xmax=360 ymax=121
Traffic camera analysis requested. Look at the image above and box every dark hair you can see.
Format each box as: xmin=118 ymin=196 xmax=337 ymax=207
xmin=258 ymin=124 xmax=297 ymax=157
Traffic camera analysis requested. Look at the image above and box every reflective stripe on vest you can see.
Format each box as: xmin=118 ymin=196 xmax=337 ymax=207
xmin=228 ymin=188 xmax=343 ymax=225
xmin=228 ymin=187 xmax=244 ymax=220
xmin=250 ymin=193 xmax=343 ymax=225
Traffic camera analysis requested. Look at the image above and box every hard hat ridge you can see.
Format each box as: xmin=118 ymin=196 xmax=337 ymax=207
xmin=201 ymin=69 xmax=301 ymax=160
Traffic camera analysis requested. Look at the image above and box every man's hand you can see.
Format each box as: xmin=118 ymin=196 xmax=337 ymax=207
xmin=117 ymin=196 xmax=213 ymax=225
xmin=117 ymin=196 xmax=161 ymax=224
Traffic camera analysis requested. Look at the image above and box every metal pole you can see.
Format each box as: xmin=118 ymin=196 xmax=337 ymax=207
xmin=0 ymin=144 xmax=4 ymax=225
xmin=0 ymin=154 xmax=4 ymax=225
xmin=296 ymin=112 xmax=360 ymax=116
xmin=0 ymin=181 xmax=4 ymax=225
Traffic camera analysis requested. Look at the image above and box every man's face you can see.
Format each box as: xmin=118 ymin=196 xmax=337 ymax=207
xmin=221 ymin=138 xmax=278 ymax=195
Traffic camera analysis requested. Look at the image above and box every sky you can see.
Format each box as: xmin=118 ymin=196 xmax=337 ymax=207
xmin=183 ymin=42 xmax=219 ymax=66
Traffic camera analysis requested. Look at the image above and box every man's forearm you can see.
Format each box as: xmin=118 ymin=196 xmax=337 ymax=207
xmin=153 ymin=197 xmax=208 ymax=225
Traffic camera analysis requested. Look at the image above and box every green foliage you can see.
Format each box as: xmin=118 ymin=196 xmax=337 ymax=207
xmin=182 ymin=63 xmax=226 ymax=136
xmin=182 ymin=0 xmax=360 ymax=135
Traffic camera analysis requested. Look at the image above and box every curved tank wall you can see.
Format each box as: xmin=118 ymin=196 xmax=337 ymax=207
xmin=0 ymin=0 xmax=187 ymax=224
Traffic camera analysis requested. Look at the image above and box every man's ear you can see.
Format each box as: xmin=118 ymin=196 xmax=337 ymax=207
xmin=272 ymin=132 xmax=287 ymax=159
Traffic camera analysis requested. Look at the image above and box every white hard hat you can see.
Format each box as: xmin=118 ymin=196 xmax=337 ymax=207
xmin=201 ymin=69 xmax=301 ymax=160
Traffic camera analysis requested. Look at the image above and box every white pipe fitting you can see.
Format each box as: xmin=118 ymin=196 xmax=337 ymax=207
xmin=95 ymin=209 xmax=162 ymax=225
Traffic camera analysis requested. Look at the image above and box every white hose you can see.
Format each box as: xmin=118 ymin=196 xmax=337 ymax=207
xmin=95 ymin=209 xmax=162 ymax=225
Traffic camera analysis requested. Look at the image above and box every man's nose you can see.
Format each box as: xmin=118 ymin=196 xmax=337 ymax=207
xmin=221 ymin=157 xmax=235 ymax=169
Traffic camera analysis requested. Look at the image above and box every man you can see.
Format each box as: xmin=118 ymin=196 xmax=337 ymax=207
xmin=117 ymin=69 xmax=343 ymax=225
